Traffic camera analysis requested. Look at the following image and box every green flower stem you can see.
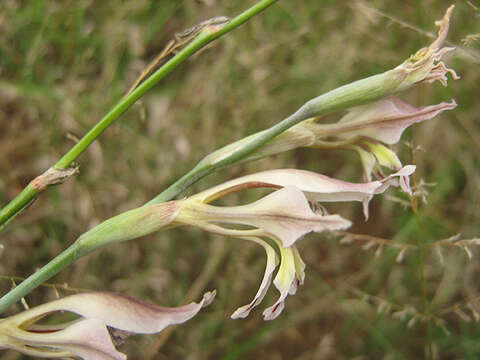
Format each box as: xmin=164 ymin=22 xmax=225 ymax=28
xmin=0 ymin=0 xmax=280 ymax=231
xmin=0 ymin=244 xmax=82 ymax=313
xmin=0 ymin=0 xmax=280 ymax=313
xmin=0 ymin=49 xmax=407 ymax=314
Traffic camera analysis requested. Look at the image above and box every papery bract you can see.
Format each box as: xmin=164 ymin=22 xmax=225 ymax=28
xmin=307 ymin=96 xmax=457 ymax=145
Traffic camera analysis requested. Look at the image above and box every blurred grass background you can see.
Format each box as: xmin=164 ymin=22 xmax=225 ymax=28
xmin=0 ymin=0 xmax=479 ymax=359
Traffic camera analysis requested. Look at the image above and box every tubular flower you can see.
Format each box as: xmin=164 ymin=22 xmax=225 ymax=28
xmin=181 ymin=167 xmax=414 ymax=320
xmin=303 ymin=96 xmax=457 ymax=184
xmin=75 ymin=167 xmax=414 ymax=320
xmin=219 ymin=95 xmax=454 ymax=188
xmin=0 ymin=291 xmax=215 ymax=359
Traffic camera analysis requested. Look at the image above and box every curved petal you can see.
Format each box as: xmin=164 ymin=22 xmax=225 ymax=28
xmin=192 ymin=169 xmax=380 ymax=204
xmin=290 ymin=245 xmax=306 ymax=294
xmin=314 ymin=97 xmax=457 ymax=145
xmin=231 ymin=237 xmax=279 ymax=319
xmin=0 ymin=319 xmax=125 ymax=360
xmin=37 ymin=319 xmax=125 ymax=360
xmin=191 ymin=167 xmax=415 ymax=222
xmin=263 ymin=245 xmax=296 ymax=321
xmin=351 ymin=145 xmax=379 ymax=183
xmin=3 ymin=291 xmax=215 ymax=335
xmin=181 ymin=186 xmax=351 ymax=247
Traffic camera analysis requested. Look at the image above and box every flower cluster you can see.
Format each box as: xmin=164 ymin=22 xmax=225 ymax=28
xmin=206 ymin=5 xmax=458 ymax=186
xmin=0 ymin=5 xmax=459 ymax=360
xmin=75 ymin=166 xmax=414 ymax=320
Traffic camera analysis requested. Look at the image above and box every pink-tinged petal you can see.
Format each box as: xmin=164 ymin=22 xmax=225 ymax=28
xmin=373 ymin=165 xmax=416 ymax=196
xmin=263 ymin=245 xmax=296 ymax=321
xmin=231 ymin=237 xmax=279 ymax=319
xmin=5 ymin=291 xmax=215 ymax=335
xmin=189 ymin=168 xmax=416 ymax=222
xmin=0 ymin=292 xmax=215 ymax=359
xmin=192 ymin=169 xmax=384 ymax=204
xmin=0 ymin=319 xmax=125 ymax=359
xmin=313 ymin=97 xmax=457 ymax=144
xmin=33 ymin=319 xmax=126 ymax=360
xmin=392 ymin=165 xmax=416 ymax=195
xmin=183 ymin=186 xmax=351 ymax=247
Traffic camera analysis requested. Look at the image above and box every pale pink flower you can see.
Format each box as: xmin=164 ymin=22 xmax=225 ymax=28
xmin=75 ymin=168 xmax=413 ymax=320
xmin=0 ymin=291 xmax=215 ymax=359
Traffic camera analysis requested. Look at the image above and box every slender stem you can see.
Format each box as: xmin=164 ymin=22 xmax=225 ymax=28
xmin=0 ymin=0 xmax=279 ymax=313
xmin=0 ymin=244 xmax=82 ymax=313
xmin=0 ymin=0 xmax=279 ymax=231
xmin=145 ymin=107 xmax=309 ymax=204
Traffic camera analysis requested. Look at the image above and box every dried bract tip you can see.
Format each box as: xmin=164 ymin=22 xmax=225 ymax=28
xmin=394 ymin=5 xmax=459 ymax=90
xmin=31 ymin=165 xmax=80 ymax=191
xmin=431 ymin=5 xmax=455 ymax=50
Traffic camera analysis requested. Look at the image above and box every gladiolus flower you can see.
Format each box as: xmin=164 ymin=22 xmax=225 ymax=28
xmin=74 ymin=167 xmax=414 ymax=320
xmin=302 ymin=96 xmax=457 ymax=184
xmin=0 ymin=291 xmax=215 ymax=359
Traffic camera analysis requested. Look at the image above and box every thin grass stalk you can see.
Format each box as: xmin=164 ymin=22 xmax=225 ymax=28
xmin=0 ymin=0 xmax=280 ymax=231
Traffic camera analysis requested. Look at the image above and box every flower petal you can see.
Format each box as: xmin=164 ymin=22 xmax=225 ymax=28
xmin=319 ymin=96 xmax=457 ymax=144
xmin=231 ymin=237 xmax=279 ymax=319
xmin=388 ymin=164 xmax=416 ymax=195
xmin=366 ymin=143 xmax=402 ymax=169
xmin=291 ymin=245 xmax=306 ymax=293
xmin=3 ymin=291 xmax=215 ymax=335
xmin=193 ymin=169 xmax=385 ymax=204
xmin=263 ymin=245 xmax=296 ymax=321
xmin=352 ymin=145 xmax=377 ymax=182
xmin=0 ymin=319 xmax=125 ymax=360
xmin=183 ymin=186 xmax=351 ymax=247
xmin=190 ymin=167 xmax=415 ymax=221
xmin=37 ymin=319 xmax=125 ymax=360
